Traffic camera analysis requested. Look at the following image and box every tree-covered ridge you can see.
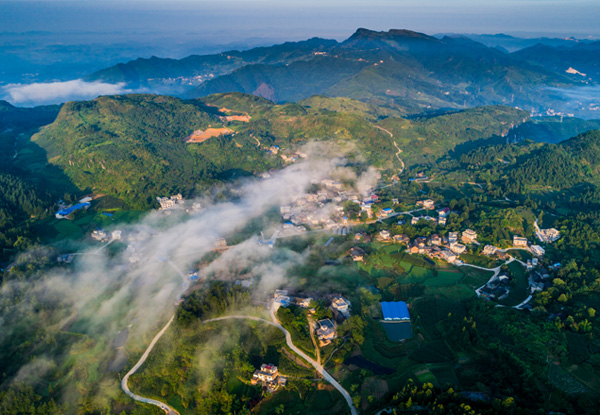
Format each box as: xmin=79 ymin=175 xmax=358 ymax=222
xmin=0 ymin=100 xmax=60 ymax=133
xmin=186 ymin=29 xmax=574 ymax=114
xmin=30 ymin=92 xmax=533 ymax=209
xmin=200 ymin=93 xmax=531 ymax=167
xmin=32 ymin=94 xmax=280 ymax=208
xmin=507 ymin=116 xmax=600 ymax=144
xmin=0 ymin=173 xmax=52 ymax=257
xmin=458 ymin=130 xmax=600 ymax=192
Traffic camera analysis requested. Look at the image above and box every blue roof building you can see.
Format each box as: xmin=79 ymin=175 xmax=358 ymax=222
xmin=380 ymin=301 xmax=412 ymax=341
xmin=55 ymin=202 xmax=91 ymax=218
xmin=381 ymin=301 xmax=410 ymax=321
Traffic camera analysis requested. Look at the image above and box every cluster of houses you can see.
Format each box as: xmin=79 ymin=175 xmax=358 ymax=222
xmin=276 ymin=148 xmax=306 ymax=163
xmin=536 ymin=227 xmax=561 ymax=243
xmin=91 ymin=229 xmax=122 ymax=242
xmin=251 ymin=363 xmax=286 ymax=393
xmin=364 ymin=228 xmax=480 ymax=265
xmin=156 ymin=194 xmax=184 ymax=210
xmin=478 ymin=275 xmax=511 ymax=301
xmin=273 ymin=290 xmax=351 ymax=347
xmin=410 ymin=203 xmax=450 ymax=226
xmin=280 ymin=179 xmax=360 ymax=231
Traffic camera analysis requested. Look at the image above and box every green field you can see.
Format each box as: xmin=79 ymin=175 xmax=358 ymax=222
xmin=499 ymin=261 xmax=529 ymax=306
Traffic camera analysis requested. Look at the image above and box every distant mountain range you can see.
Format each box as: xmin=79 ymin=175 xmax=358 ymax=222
xmin=86 ymin=28 xmax=599 ymax=116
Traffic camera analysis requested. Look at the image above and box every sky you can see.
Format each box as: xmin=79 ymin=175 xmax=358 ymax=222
xmin=1 ymin=0 xmax=600 ymax=40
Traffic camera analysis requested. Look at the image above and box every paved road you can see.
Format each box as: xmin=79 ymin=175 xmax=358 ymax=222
xmin=120 ymin=260 xmax=190 ymax=414
xmin=203 ymin=309 xmax=359 ymax=415
xmin=121 ymin=315 xmax=179 ymax=415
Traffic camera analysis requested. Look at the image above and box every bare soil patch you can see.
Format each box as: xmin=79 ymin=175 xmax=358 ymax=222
xmin=185 ymin=127 xmax=234 ymax=143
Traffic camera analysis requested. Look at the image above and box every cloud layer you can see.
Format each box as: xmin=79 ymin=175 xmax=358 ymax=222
xmin=1 ymin=79 xmax=136 ymax=106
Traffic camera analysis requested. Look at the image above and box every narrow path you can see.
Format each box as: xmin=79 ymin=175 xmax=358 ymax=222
xmin=373 ymin=125 xmax=393 ymax=138
xmin=121 ymin=315 xmax=179 ymax=415
xmin=392 ymin=141 xmax=405 ymax=174
xmin=120 ymin=260 xmax=189 ymax=413
xmin=458 ymin=262 xmax=503 ymax=277
xmin=373 ymin=124 xmax=405 ymax=174
xmin=308 ymin=317 xmax=321 ymax=366
xmin=204 ymin=309 xmax=358 ymax=415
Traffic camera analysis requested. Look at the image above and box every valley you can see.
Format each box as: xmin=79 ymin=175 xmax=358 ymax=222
xmin=2 ymin=25 xmax=600 ymax=415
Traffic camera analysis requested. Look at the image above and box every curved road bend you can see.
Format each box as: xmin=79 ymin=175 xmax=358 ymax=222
xmin=120 ymin=259 xmax=195 ymax=413
xmin=372 ymin=124 xmax=405 ymax=175
xmin=203 ymin=310 xmax=359 ymax=415
xmin=121 ymin=314 xmax=179 ymax=415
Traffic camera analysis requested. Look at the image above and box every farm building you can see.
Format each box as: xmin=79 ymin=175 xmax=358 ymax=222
xmin=55 ymin=202 xmax=91 ymax=219
xmin=380 ymin=301 xmax=413 ymax=342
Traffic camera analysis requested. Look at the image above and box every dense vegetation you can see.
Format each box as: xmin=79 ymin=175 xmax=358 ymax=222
xmin=32 ymin=94 xmax=281 ymax=208
xmin=3 ymin=77 xmax=600 ymax=415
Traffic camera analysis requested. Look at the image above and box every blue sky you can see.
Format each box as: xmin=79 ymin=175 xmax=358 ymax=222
xmin=1 ymin=0 xmax=599 ymax=39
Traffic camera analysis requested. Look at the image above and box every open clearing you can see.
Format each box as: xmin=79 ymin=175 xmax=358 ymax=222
xmin=184 ymin=127 xmax=234 ymax=143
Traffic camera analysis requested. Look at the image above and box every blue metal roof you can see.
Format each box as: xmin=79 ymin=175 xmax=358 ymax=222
xmin=56 ymin=202 xmax=90 ymax=216
xmin=381 ymin=301 xmax=410 ymax=320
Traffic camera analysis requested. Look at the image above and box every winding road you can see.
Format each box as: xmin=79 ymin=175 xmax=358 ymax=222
xmin=120 ymin=260 xmax=190 ymax=414
xmin=121 ymin=315 xmax=179 ymax=415
xmin=373 ymin=124 xmax=405 ymax=174
xmin=203 ymin=306 xmax=359 ymax=415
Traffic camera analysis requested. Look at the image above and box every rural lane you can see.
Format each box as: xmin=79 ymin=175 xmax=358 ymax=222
xmin=203 ymin=307 xmax=359 ymax=415
xmin=121 ymin=314 xmax=179 ymax=415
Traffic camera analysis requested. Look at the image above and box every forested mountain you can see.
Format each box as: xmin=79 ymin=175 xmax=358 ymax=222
xmin=31 ymin=94 xmax=281 ymax=208
xmin=512 ymin=41 xmax=600 ymax=82
xmin=26 ymin=92 xmax=530 ymax=209
xmin=86 ymin=28 xmax=582 ymax=114
xmin=447 ymin=33 xmax=593 ymax=53
xmin=507 ymin=116 xmax=600 ymax=144
xmin=0 ymin=100 xmax=60 ymax=133
xmin=459 ymin=129 xmax=600 ymax=192
xmin=85 ymin=38 xmax=337 ymax=94
xmin=189 ymin=29 xmax=573 ymax=112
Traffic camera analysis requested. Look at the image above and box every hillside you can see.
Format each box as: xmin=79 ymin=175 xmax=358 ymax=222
xmin=188 ymin=29 xmax=572 ymax=113
xmin=200 ymin=94 xmax=530 ymax=167
xmin=459 ymin=129 xmax=600 ymax=192
xmin=31 ymin=94 xmax=280 ymax=208
xmin=28 ymin=93 xmax=531 ymax=209
xmin=512 ymin=41 xmax=600 ymax=82
xmin=86 ymin=28 xmax=576 ymax=114
xmin=0 ymin=100 xmax=61 ymax=133
xmin=507 ymin=116 xmax=600 ymax=144
xmin=85 ymin=38 xmax=338 ymax=94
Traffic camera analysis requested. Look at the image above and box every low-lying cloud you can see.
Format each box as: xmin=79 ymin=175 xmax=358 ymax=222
xmin=1 ymin=79 xmax=137 ymax=106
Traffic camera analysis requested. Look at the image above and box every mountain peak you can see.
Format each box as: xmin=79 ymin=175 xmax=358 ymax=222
xmin=346 ymin=28 xmax=436 ymax=42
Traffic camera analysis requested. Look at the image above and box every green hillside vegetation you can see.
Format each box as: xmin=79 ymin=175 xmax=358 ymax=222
xmin=508 ymin=116 xmax=600 ymax=144
xmin=378 ymin=105 xmax=529 ymax=165
xmin=200 ymin=93 xmax=530 ymax=167
xmin=27 ymin=92 xmax=534 ymax=213
xmin=186 ymin=29 xmax=573 ymax=114
xmin=32 ymin=94 xmax=281 ymax=208
xmin=512 ymin=41 xmax=600 ymax=81
xmin=85 ymin=38 xmax=338 ymax=94
xmin=458 ymin=130 xmax=600 ymax=193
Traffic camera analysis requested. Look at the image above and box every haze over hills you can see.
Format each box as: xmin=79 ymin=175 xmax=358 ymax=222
xmin=85 ymin=28 xmax=600 ymax=118
xmin=5 ymin=12 xmax=600 ymax=415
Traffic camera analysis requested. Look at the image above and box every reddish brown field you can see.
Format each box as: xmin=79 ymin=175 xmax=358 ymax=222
xmin=184 ymin=127 xmax=234 ymax=143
